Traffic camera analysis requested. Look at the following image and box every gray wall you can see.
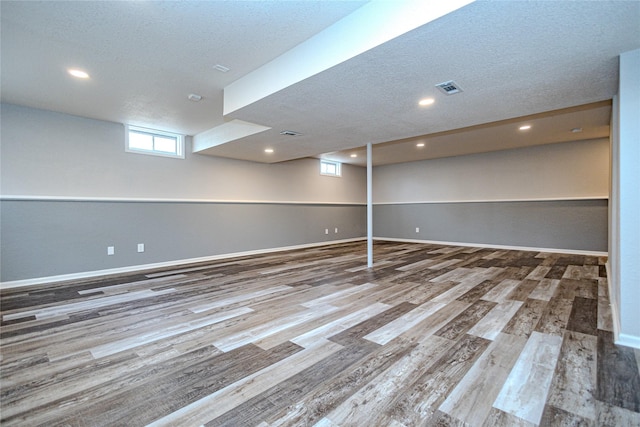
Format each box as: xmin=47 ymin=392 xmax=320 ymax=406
xmin=374 ymin=139 xmax=610 ymax=203
xmin=0 ymin=104 xmax=366 ymax=203
xmin=372 ymin=139 xmax=610 ymax=253
xmin=1 ymin=200 xmax=365 ymax=282
xmin=374 ymin=200 xmax=608 ymax=252
xmin=0 ymin=103 xmax=612 ymax=282
xmin=0 ymin=104 xmax=367 ymax=283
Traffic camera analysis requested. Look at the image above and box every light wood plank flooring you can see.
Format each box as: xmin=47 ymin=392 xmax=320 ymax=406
xmin=1 ymin=241 xmax=639 ymax=426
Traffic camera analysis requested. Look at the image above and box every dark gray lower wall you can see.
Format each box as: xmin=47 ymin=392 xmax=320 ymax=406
xmin=1 ymin=198 xmax=607 ymax=282
xmin=373 ymin=199 xmax=608 ymax=252
xmin=0 ymin=200 xmax=366 ymax=282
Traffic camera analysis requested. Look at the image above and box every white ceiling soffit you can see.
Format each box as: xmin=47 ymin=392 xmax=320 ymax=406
xmin=200 ymin=0 xmax=473 ymax=158
xmin=204 ymin=1 xmax=639 ymax=164
xmin=223 ymin=0 xmax=474 ymax=115
xmin=193 ymin=120 xmax=272 ymax=153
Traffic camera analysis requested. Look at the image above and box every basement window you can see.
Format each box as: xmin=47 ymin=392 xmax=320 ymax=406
xmin=125 ymin=125 xmax=185 ymax=159
xmin=320 ymin=160 xmax=341 ymax=177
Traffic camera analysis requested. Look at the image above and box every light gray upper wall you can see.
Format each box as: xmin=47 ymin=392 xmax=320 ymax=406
xmin=0 ymin=103 xmax=366 ymax=203
xmin=373 ymin=138 xmax=610 ymax=203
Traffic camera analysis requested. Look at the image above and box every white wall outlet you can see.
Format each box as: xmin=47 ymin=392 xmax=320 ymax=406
xmin=325 ymin=228 xmax=329 ymax=235
xmin=415 ymin=227 xmax=420 ymax=233
xmin=334 ymin=227 xmax=338 ymax=234
xmin=137 ymin=243 xmax=145 ymax=253
xmin=107 ymin=246 xmax=115 ymax=255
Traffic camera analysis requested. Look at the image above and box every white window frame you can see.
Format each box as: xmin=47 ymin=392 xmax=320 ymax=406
xmin=320 ymin=160 xmax=342 ymax=177
xmin=125 ymin=125 xmax=185 ymax=159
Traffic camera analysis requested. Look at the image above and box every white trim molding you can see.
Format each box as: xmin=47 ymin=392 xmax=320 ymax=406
xmin=373 ymin=196 xmax=609 ymax=205
xmin=1 ymin=196 xmax=607 ymax=206
xmin=606 ymin=262 xmax=622 ymax=344
xmin=0 ymin=195 xmax=366 ymax=206
xmin=617 ymin=334 xmax=640 ymax=350
xmin=373 ymin=237 xmax=608 ymax=257
xmin=606 ymin=262 xmax=640 ymax=350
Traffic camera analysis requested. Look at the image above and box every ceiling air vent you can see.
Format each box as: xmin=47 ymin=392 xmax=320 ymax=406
xmin=435 ymin=80 xmax=463 ymax=95
xmin=280 ymin=130 xmax=302 ymax=136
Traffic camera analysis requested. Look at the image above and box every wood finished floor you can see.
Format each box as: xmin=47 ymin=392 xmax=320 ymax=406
xmin=1 ymin=241 xmax=639 ymax=426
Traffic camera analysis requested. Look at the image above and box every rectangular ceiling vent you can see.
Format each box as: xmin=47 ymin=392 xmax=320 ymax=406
xmin=435 ymin=80 xmax=463 ymax=95
xmin=280 ymin=130 xmax=302 ymax=136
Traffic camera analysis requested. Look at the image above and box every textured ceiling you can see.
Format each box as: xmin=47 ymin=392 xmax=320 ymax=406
xmin=220 ymin=1 xmax=638 ymax=164
xmin=0 ymin=1 xmax=367 ymax=134
xmin=323 ymin=102 xmax=612 ymax=166
xmin=1 ymin=1 xmax=639 ymax=166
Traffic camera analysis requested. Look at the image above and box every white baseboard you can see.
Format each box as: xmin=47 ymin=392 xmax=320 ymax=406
xmin=373 ymin=237 xmax=608 ymax=257
xmin=605 ymin=262 xmax=640 ymax=350
xmin=617 ymin=333 xmax=640 ymax=350
xmin=0 ymin=238 xmax=365 ymax=290
xmin=605 ymin=262 xmax=622 ymax=342
xmin=1 ymin=237 xmax=609 ymax=290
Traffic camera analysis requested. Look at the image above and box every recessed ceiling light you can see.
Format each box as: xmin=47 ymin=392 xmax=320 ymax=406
xmin=418 ymin=98 xmax=435 ymax=106
xmin=519 ymin=125 xmax=532 ymax=131
xmin=350 ymin=154 xmax=357 ymax=158
xmin=68 ymin=68 xmax=90 ymax=79
xmin=571 ymin=127 xmax=583 ymax=133
xmin=264 ymin=148 xmax=274 ymax=154
xmin=416 ymin=143 xmax=425 ymax=147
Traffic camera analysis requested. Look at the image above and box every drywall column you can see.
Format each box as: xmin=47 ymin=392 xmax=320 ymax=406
xmin=615 ymin=48 xmax=640 ymax=348
xmin=609 ymin=96 xmax=620 ymax=335
xmin=367 ymin=142 xmax=373 ymax=268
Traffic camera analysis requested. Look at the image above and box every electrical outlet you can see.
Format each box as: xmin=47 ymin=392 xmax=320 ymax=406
xmin=335 ymin=227 xmax=338 ymax=234
xmin=325 ymin=228 xmax=329 ymax=235
xmin=415 ymin=227 xmax=420 ymax=233
xmin=137 ymin=243 xmax=145 ymax=253
xmin=107 ymin=246 xmax=115 ymax=255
